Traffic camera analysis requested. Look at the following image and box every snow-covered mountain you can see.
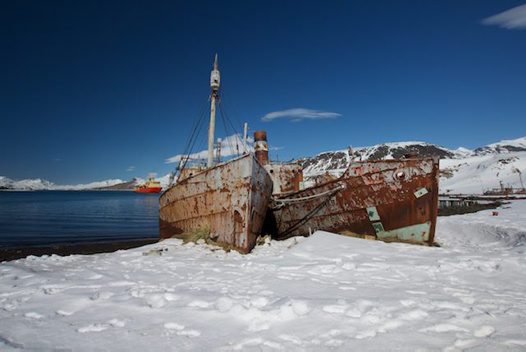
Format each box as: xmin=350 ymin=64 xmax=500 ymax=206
xmin=0 ymin=176 xmax=125 ymax=191
xmin=0 ymin=176 xmax=54 ymax=191
xmin=301 ymin=137 xmax=526 ymax=194
xmin=0 ymin=174 xmax=173 ymax=192
xmin=2 ymin=137 xmax=525 ymax=194
xmin=302 ymin=141 xmax=457 ymax=175
xmin=473 ymin=136 xmax=526 ymax=155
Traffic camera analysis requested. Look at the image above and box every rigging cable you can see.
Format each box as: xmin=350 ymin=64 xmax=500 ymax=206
xmin=218 ymin=100 xmax=237 ymax=159
xmin=177 ymin=97 xmax=209 ymax=173
xmin=218 ymin=100 xmax=245 ymax=154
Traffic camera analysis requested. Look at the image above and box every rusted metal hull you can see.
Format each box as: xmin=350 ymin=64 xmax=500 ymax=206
xmin=264 ymin=163 xmax=304 ymax=194
xmin=159 ymin=154 xmax=273 ymax=254
xmin=269 ymin=157 xmax=440 ymax=245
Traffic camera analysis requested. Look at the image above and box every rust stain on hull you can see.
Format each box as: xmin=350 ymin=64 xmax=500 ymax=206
xmin=265 ymin=163 xmax=303 ymax=194
xmin=268 ymin=157 xmax=440 ymax=245
xmin=159 ymin=154 xmax=273 ymax=254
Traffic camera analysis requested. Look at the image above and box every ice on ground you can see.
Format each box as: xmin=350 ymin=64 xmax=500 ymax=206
xmin=1 ymin=201 xmax=526 ymax=351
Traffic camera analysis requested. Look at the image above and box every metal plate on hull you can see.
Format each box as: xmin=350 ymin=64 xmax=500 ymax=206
xmin=375 ymin=222 xmax=431 ymax=243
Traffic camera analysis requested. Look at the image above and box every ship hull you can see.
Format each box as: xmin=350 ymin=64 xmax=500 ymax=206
xmin=269 ymin=157 xmax=440 ymax=245
xmin=159 ymin=154 xmax=273 ymax=253
xmin=134 ymin=187 xmax=162 ymax=194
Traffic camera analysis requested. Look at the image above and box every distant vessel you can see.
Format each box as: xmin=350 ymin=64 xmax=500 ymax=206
xmin=134 ymin=177 xmax=162 ymax=193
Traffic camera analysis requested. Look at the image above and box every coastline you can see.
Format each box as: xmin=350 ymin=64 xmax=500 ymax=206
xmin=0 ymin=238 xmax=158 ymax=262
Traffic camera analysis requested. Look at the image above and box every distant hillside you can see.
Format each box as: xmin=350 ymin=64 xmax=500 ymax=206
xmin=473 ymin=137 xmax=526 ymax=155
xmin=0 ymin=177 xmax=124 ymax=191
xmin=2 ymin=137 xmax=525 ymax=195
xmin=96 ymin=179 xmax=140 ymax=190
xmin=301 ymin=142 xmax=457 ymax=175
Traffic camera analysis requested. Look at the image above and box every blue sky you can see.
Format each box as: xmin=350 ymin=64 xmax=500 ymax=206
xmin=1 ymin=1 xmax=525 ymax=183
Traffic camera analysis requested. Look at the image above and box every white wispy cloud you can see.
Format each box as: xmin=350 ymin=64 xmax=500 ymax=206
xmin=126 ymin=166 xmax=135 ymax=172
xmin=482 ymin=4 xmax=526 ymax=29
xmin=261 ymin=108 xmax=341 ymax=122
xmin=165 ymin=133 xmax=254 ymax=164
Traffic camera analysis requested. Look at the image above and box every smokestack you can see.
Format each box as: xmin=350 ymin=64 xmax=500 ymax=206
xmin=254 ymin=130 xmax=269 ymax=165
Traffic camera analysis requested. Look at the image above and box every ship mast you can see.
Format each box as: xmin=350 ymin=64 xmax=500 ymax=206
xmin=208 ymin=54 xmax=220 ymax=168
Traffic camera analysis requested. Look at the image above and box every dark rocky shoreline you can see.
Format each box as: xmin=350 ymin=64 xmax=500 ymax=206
xmin=0 ymin=238 xmax=158 ymax=262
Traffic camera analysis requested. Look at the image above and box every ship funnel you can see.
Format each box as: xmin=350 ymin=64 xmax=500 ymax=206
xmin=254 ymin=130 xmax=269 ymax=165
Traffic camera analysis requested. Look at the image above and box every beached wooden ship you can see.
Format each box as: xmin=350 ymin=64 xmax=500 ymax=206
xmin=259 ymin=132 xmax=440 ymax=245
xmin=159 ymin=55 xmax=273 ymax=253
xmin=160 ymin=55 xmax=439 ymax=253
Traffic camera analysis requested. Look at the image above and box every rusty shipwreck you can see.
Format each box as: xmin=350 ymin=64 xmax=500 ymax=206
xmin=256 ymin=132 xmax=440 ymax=245
xmin=159 ymin=55 xmax=273 ymax=253
xmin=160 ymin=55 xmax=439 ymax=254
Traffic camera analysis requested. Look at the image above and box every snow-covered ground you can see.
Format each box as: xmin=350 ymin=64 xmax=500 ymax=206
xmin=1 ymin=205 xmax=526 ymax=351
xmin=440 ymin=151 xmax=526 ymax=194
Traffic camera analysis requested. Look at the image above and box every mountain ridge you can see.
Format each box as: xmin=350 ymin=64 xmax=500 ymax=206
xmin=2 ymin=136 xmax=525 ymax=194
xmin=300 ymin=136 xmax=526 ymax=194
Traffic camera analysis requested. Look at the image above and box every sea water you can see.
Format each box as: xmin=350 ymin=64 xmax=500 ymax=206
xmin=0 ymin=191 xmax=159 ymax=247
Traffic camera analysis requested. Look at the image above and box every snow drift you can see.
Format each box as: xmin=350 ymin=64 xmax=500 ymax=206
xmin=1 ymin=201 xmax=526 ymax=351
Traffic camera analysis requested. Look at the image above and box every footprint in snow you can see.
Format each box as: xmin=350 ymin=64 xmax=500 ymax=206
xmin=458 ymin=295 xmax=476 ymax=304
xmin=107 ymin=319 xmax=125 ymax=328
xmin=453 ymin=339 xmax=480 ymax=349
xmin=399 ymin=309 xmax=429 ymax=321
xmin=146 ymin=294 xmax=166 ymax=308
xmin=474 ymin=325 xmax=495 ymax=338
xmin=55 ymin=297 xmax=93 ymax=316
xmin=355 ymin=330 xmax=377 ymax=339
xmin=345 ymin=308 xmax=362 ymax=318
xmin=24 ymin=312 xmax=44 ymax=319
xmin=41 ymin=285 xmax=65 ymax=295
xmin=215 ymin=297 xmax=234 ymax=312
xmin=378 ymin=319 xmax=405 ymax=332
xmin=187 ymin=300 xmax=210 ymax=309
xmin=504 ymin=340 xmax=526 ymax=347
xmin=164 ymin=293 xmax=179 ymax=302
xmin=87 ymin=274 xmax=103 ymax=280
xmin=338 ymin=286 xmax=356 ymax=291
xmin=90 ymin=291 xmax=114 ymax=301
xmin=405 ymin=290 xmax=427 ymax=295
xmin=177 ymin=329 xmax=201 ymax=337
xmin=77 ymin=324 xmax=108 ymax=333
xmin=164 ymin=322 xmax=185 ymax=331
xmin=278 ymin=334 xmax=302 ymax=345
xmin=322 ymin=305 xmax=347 ymax=315
xmin=419 ymin=323 xmax=469 ymax=333
xmin=399 ymin=299 xmax=416 ymax=307
xmin=250 ymin=296 xmax=269 ymax=308
xmin=324 ymin=339 xmax=343 ymax=347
